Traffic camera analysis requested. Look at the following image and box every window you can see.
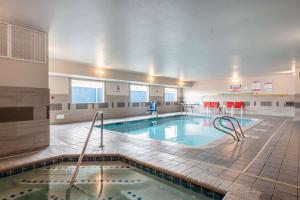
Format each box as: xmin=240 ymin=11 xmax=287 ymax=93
xmin=165 ymin=88 xmax=177 ymax=102
xmin=71 ymin=79 xmax=104 ymax=103
xmin=130 ymin=84 xmax=149 ymax=102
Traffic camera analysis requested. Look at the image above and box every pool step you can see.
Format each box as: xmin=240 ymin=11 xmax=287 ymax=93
xmin=19 ymin=178 xmax=144 ymax=185
xmin=41 ymin=165 xmax=132 ymax=170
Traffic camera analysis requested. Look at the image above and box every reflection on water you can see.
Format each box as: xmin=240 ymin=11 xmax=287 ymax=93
xmin=104 ymin=115 xmax=256 ymax=147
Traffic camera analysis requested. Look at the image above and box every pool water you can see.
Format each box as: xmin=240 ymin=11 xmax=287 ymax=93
xmin=103 ymin=115 xmax=256 ymax=147
xmin=0 ymin=161 xmax=212 ymax=200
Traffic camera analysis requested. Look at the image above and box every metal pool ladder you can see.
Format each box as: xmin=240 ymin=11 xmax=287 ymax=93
xmin=213 ymin=116 xmax=244 ymax=141
xmin=68 ymin=111 xmax=104 ymax=187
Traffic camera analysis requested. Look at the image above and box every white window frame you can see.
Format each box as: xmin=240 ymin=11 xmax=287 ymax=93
xmin=164 ymin=87 xmax=178 ymax=102
xmin=130 ymin=84 xmax=149 ymax=102
xmin=71 ymin=79 xmax=105 ymax=103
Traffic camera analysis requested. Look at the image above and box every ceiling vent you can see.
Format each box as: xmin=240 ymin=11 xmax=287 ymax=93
xmin=11 ymin=25 xmax=34 ymax=60
xmin=0 ymin=21 xmax=47 ymax=63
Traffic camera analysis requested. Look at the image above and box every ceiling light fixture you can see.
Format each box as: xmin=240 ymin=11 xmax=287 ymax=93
xmin=148 ymin=76 xmax=154 ymax=83
xmin=231 ymin=71 xmax=240 ymax=82
xmin=178 ymin=79 xmax=184 ymax=86
xmin=96 ymin=69 xmax=104 ymax=75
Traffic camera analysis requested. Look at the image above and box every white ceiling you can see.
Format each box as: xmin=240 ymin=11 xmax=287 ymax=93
xmin=0 ymin=0 xmax=299 ymax=81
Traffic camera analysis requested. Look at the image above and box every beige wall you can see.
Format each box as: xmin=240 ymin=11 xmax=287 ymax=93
xmin=0 ymin=22 xmax=49 ymax=156
xmin=49 ymin=76 xmax=69 ymax=94
xmin=49 ymin=58 xmax=193 ymax=87
xmin=150 ymin=85 xmax=164 ymax=97
xmin=184 ymin=74 xmax=295 ymax=103
xmin=182 ymin=73 xmax=296 ymax=117
xmin=106 ymin=81 xmax=129 ymax=96
xmin=49 ymin=75 xmax=183 ymax=99
xmin=0 ymin=57 xmax=49 ymax=156
xmin=0 ymin=57 xmax=48 ymax=88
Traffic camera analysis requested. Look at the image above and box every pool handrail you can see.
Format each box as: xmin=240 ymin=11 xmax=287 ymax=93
xmin=219 ymin=118 xmax=242 ymax=139
xmin=213 ymin=117 xmax=239 ymax=141
xmin=68 ymin=111 xmax=104 ymax=188
xmin=221 ymin=116 xmax=244 ymax=138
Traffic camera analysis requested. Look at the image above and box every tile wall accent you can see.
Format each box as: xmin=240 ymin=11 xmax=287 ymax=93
xmin=0 ymin=86 xmax=50 ymax=156
xmin=132 ymin=102 xmax=139 ymax=107
xmin=50 ymin=94 xmax=181 ymax=124
xmin=0 ymin=107 xmax=33 ymax=122
xmin=117 ymin=102 xmax=125 ymax=108
xmin=98 ymin=103 xmax=109 ymax=108
xmin=49 ymin=103 xmax=62 ymax=111
xmin=75 ymin=103 xmax=88 ymax=109
xmin=49 ymin=78 xmax=184 ymax=124
xmin=260 ymin=101 xmax=272 ymax=107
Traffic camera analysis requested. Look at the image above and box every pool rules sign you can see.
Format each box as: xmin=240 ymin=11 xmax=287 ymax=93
xmin=251 ymin=81 xmax=261 ymax=93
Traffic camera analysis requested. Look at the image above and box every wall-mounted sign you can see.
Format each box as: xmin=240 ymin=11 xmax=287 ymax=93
xmin=56 ymin=114 xmax=65 ymax=120
xmin=263 ymin=82 xmax=273 ymax=92
xmin=230 ymin=84 xmax=242 ymax=92
xmin=116 ymin=85 xmax=120 ymax=93
xmin=251 ymin=81 xmax=261 ymax=93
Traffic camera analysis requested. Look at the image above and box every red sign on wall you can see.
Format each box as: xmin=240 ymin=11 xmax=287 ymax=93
xmin=230 ymin=85 xmax=242 ymax=92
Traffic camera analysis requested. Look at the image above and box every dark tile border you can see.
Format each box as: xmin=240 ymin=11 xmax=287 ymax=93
xmin=0 ymin=155 xmax=224 ymax=200
xmin=76 ymin=104 xmax=88 ymax=109
xmin=0 ymin=106 xmax=34 ymax=123
xmin=50 ymin=103 xmax=62 ymax=111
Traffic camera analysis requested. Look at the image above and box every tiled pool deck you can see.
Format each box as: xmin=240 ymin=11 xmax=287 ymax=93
xmin=0 ymin=113 xmax=299 ymax=200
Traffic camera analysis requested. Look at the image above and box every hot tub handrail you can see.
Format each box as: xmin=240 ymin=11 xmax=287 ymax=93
xmin=221 ymin=116 xmax=244 ymax=138
xmin=68 ymin=111 xmax=104 ymax=188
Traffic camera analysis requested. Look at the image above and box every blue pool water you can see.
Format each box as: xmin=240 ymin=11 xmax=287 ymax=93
xmin=103 ymin=115 xmax=256 ymax=147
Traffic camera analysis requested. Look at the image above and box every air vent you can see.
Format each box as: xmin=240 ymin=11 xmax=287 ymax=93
xmin=11 ymin=26 xmax=34 ymax=60
xmin=33 ymin=32 xmax=46 ymax=62
xmin=0 ymin=22 xmax=47 ymax=63
xmin=0 ymin=22 xmax=8 ymax=56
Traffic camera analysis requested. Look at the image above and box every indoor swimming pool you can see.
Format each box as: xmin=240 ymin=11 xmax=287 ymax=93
xmin=102 ymin=115 xmax=257 ymax=147
xmin=0 ymin=161 xmax=218 ymax=200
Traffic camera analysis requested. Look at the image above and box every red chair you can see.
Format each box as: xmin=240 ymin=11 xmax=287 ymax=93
xmin=234 ymin=102 xmax=244 ymax=109
xmin=203 ymin=102 xmax=210 ymax=108
xmin=210 ymin=102 xmax=219 ymax=108
xmin=226 ymin=102 xmax=234 ymax=109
